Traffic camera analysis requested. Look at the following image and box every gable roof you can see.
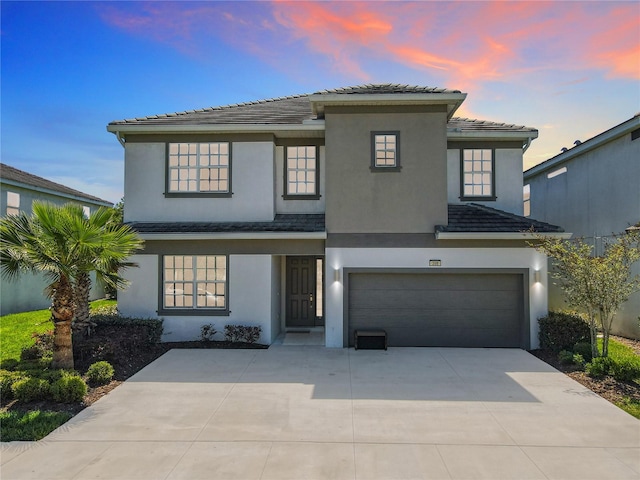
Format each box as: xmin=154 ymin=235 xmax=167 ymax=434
xmin=107 ymin=84 xmax=537 ymax=140
xmin=436 ymin=203 xmax=564 ymax=235
xmin=0 ymin=163 xmax=112 ymax=206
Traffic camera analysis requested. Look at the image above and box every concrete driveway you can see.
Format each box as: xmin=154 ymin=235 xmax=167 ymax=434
xmin=1 ymin=347 xmax=639 ymax=479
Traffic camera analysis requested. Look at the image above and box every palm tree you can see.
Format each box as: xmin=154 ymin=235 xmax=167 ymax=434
xmin=0 ymin=202 xmax=143 ymax=369
xmin=72 ymin=206 xmax=142 ymax=335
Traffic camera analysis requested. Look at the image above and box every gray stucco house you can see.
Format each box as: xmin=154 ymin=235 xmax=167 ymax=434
xmin=524 ymin=114 xmax=640 ymax=339
xmin=108 ymin=84 xmax=567 ymax=349
xmin=0 ymin=163 xmax=113 ymax=315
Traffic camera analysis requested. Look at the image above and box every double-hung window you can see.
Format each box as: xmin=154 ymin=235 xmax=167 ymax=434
xmin=162 ymin=255 xmax=228 ymax=315
xmin=371 ymin=132 xmax=401 ymax=171
xmin=5 ymin=192 xmax=20 ymax=216
xmin=285 ymin=146 xmax=319 ymax=198
xmin=461 ymin=149 xmax=495 ymax=200
xmin=167 ymin=142 xmax=231 ymax=196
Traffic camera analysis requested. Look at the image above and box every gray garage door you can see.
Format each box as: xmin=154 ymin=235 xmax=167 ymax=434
xmin=348 ymin=272 xmax=525 ymax=348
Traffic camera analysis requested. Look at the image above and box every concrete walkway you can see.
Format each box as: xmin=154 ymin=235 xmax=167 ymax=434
xmin=1 ymin=347 xmax=639 ymax=479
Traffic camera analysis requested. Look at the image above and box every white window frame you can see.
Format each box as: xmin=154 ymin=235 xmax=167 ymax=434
xmin=6 ymin=191 xmax=20 ymax=216
xmin=167 ymin=142 xmax=231 ymax=196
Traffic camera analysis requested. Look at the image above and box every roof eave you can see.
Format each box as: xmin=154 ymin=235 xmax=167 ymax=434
xmin=138 ymin=231 xmax=327 ymax=241
xmin=524 ymin=114 xmax=640 ymax=180
xmin=309 ymin=92 xmax=467 ymax=120
xmin=107 ymin=122 xmax=325 ymax=138
xmin=447 ymin=130 xmax=539 ymax=142
xmin=435 ymin=231 xmax=572 ymax=240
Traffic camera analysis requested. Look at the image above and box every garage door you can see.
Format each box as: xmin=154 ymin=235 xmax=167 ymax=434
xmin=348 ymin=272 xmax=524 ymax=348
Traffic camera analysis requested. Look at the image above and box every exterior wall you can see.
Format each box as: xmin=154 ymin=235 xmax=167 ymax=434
xmin=119 ymin=253 xmax=276 ymax=343
xmin=123 ymin=142 xmax=275 ymax=223
xmin=0 ymin=184 xmax=107 ymax=315
xmin=325 ymin=106 xmax=448 ymax=234
xmin=325 ymin=247 xmax=547 ymax=349
xmin=447 ymin=147 xmax=525 ymax=215
xmin=275 ymin=146 xmax=326 ymax=214
xmin=526 ymin=132 xmax=640 ymax=338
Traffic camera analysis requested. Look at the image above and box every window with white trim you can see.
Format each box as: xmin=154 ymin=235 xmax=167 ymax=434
xmin=6 ymin=192 xmax=20 ymax=216
xmin=523 ymin=184 xmax=531 ymax=217
xmin=163 ymin=255 xmax=227 ymax=311
xmin=168 ymin=142 xmax=230 ymax=194
xmin=286 ymin=146 xmax=318 ymax=197
xmin=461 ymin=149 xmax=494 ymax=199
xmin=371 ymin=132 xmax=400 ymax=170
xmin=82 ymin=206 xmax=91 ymax=217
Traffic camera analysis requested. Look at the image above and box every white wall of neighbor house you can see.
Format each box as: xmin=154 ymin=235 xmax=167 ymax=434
xmin=275 ymin=146 xmax=326 ymax=214
xmin=119 ymin=253 xmax=276 ymax=343
xmin=123 ymin=142 xmax=275 ymax=223
xmin=325 ymin=247 xmax=548 ymax=349
xmin=447 ymin=148 xmax=525 ymax=215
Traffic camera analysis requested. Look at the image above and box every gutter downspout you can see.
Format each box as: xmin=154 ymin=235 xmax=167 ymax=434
xmin=115 ymin=131 xmax=125 ymax=148
xmin=522 ymin=136 xmax=533 ymax=153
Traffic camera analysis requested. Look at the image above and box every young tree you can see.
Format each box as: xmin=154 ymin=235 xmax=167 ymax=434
xmin=533 ymin=231 xmax=640 ymax=357
xmin=0 ymin=202 xmax=143 ymax=369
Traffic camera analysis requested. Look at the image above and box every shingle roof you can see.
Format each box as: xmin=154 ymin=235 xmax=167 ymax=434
xmin=128 ymin=214 xmax=325 ymax=234
xmin=448 ymin=117 xmax=537 ymax=134
xmin=109 ymin=84 xmax=464 ymax=126
xmin=437 ymin=204 xmax=563 ymax=233
xmin=0 ymin=163 xmax=112 ymax=205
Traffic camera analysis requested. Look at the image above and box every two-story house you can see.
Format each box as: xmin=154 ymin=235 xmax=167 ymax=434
xmin=0 ymin=163 xmax=113 ymax=315
xmin=524 ymin=115 xmax=640 ymax=339
xmin=108 ymin=84 xmax=566 ymax=349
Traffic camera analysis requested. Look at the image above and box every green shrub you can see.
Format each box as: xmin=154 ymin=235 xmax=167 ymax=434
xmin=573 ymin=342 xmax=593 ymax=362
xmin=586 ymin=357 xmax=613 ymax=378
xmin=610 ymin=359 xmax=640 ymax=383
xmin=572 ymin=353 xmax=586 ymax=367
xmin=88 ymin=314 xmax=163 ymax=345
xmin=0 ymin=370 xmax=26 ymax=401
xmin=50 ymin=372 xmax=87 ymax=403
xmin=200 ymin=324 xmax=217 ymax=342
xmin=224 ymin=325 xmax=262 ymax=344
xmin=12 ymin=377 xmax=51 ymax=402
xmin=558 ymin=350 xmax=575 ymax=365
xmin=538 ymin=311 xmax=590 ymax=353
xmin=86 ymin=361 xmax=114 ymax=385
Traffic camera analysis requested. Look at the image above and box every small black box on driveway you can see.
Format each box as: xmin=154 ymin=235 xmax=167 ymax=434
xmin=354 ymin=330 xmax=388 ymax=350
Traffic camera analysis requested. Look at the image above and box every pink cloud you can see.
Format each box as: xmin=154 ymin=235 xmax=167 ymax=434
xmin=99 ymin=1 xmax=640 ymax=91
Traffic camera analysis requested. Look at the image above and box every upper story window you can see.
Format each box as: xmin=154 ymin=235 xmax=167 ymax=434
xmin=371 ymin=132 xmax=401 ymax=171
xmin=461 ymin=149 xmax=495 ymax=200
xmin=6 ymin=192 xmax=20 ymax=216
xmin=167 ymin=142 xmax=231 ymax=196
xmin=285 ymin=146 xmax=319 ymax=199
xmin=162 ymin=255 xmax=228 ymax=314
xmin=82 ymin=206 xmax=91 ymax=217
xmin=523 ymin=184 xmax=531 ymax=217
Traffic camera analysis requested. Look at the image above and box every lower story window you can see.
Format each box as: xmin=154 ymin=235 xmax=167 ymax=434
xmin=163 ymin=255 xmax=227 ymax=311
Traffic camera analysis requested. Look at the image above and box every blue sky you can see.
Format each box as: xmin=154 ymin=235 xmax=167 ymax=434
xmin=2 ymin=1 xmax=638 ymax=204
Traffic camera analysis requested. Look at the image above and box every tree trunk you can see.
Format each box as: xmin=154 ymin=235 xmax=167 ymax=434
xmin=51 ymin=276 xmax=75 ymax=370
xmin=73 ymin=272 xmax=94 ymax=335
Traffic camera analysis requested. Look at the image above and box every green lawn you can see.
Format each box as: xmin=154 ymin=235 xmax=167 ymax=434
xmin=0 ymin=299 xmax=117 ymax=363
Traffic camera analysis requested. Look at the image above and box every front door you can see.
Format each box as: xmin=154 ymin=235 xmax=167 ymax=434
xmin=286 ymin=257 xmax=317 ymax=327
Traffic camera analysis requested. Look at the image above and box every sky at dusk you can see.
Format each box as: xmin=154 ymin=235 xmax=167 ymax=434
xmin=2 ymin=1 xmax=638 ymax=204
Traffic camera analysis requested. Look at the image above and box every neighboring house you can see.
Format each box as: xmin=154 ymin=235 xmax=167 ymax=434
xmin=0 ymin=163 xmax=113 ymax=315
xmin=524 ymin=115 xmax=640 ymax=339
xmin=108 ymin=84 xmax=567 ymax=349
